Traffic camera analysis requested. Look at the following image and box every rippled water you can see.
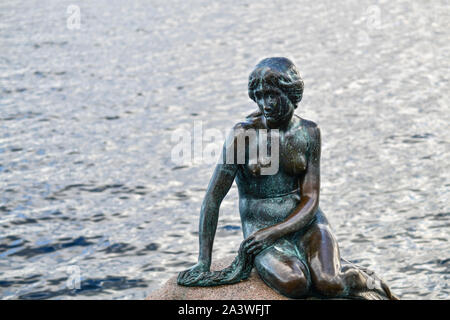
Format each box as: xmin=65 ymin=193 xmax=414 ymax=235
xmin=0 ymin=0 xmax=449 ymax=299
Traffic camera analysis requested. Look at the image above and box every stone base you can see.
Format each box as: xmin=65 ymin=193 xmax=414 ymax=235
xmin=146 ymin=256 xmax=396 ymax=300
xmin=146 ymin=256 xmax=290 ymax=300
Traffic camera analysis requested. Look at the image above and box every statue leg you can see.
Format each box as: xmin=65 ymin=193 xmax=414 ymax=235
xmin=298 ymin=222 xmax=347 ymax=297
xmin=298 ymin=221 xmax=396 ymax=299
xmin=254 ymin=243 xmax=311 ymax=299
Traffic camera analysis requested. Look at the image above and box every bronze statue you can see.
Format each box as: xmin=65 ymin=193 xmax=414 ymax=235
xmin=177 ymin=57 xmax=398 ymax=300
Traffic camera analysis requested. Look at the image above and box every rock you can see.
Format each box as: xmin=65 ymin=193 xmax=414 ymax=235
xmin=146 ymin=256 xmax=396 ymax=300
xmin=146 ymin=256 xmax=289 ymax=300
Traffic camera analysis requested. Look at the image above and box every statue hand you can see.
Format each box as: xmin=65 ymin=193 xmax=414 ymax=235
xmin=243 ymin=228 xmax=278 ymax=256
xmin=177 ymin=261 xmax=209 ymax=286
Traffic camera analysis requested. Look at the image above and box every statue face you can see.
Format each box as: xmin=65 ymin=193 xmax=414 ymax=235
xmin=253 ymin=82 xmax=295 ymax=127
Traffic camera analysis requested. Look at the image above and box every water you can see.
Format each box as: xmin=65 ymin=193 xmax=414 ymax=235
xmin=0 ymin=0 xmax=449 ymax=299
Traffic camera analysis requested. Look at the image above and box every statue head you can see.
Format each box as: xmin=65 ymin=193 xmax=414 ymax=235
xmin=248 ymin=57 xmax=304 ymax=127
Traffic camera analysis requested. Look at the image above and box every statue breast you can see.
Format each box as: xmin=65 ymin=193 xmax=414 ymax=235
xmin=244 ymin=130 xmax=308 ymax=177
xmin=280 ymin=131 xmax=308 ymax=176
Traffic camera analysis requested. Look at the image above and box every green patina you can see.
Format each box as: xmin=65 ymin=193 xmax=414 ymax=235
xmin=177 ymin=57 xmax=398 ymax=300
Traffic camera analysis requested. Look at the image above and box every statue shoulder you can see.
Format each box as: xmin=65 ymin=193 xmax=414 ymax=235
xmin=294 ymin=115 xmax=318 ymax=131
xmin=232 ymin=114 xmax=263 ymax=131
xmin=295 ymin=115 xmax=317 ymax=129
xmin=225 ymin=116 xmax=264 ymax=146
xmin=295 ymin=116 xmax=321 ymax=143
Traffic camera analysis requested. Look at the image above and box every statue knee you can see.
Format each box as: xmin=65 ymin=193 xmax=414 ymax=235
xmin=279 ymin=273 xmax=310 ymax=299
xmin=255 ymin=250 xmax=311 ymax=299
xmin=313 ymin=276 xmax=345 ymax=297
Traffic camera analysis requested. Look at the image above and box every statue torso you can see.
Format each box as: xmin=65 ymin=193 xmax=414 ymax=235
xmin=234 ymin=114 xmax=312 ymax=236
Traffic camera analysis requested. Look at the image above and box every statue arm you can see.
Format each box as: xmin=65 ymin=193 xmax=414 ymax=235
xmin=198 ymin=162 xmax=237 ymax=268
xmin=178 ymin=128 xmax=240 ymax=285
xmin=197 ymin=126 xmax=242 ymax=267
xmin=274 ymin=125 xmax=321 ymax=237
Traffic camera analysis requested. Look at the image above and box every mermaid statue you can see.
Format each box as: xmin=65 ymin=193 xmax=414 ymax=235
xmin=177 ymin=57 xmax=398 ymax=300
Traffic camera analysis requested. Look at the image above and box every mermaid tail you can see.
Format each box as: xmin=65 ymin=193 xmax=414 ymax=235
xmin=339 ymin=258 xmax=399 ymax=300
